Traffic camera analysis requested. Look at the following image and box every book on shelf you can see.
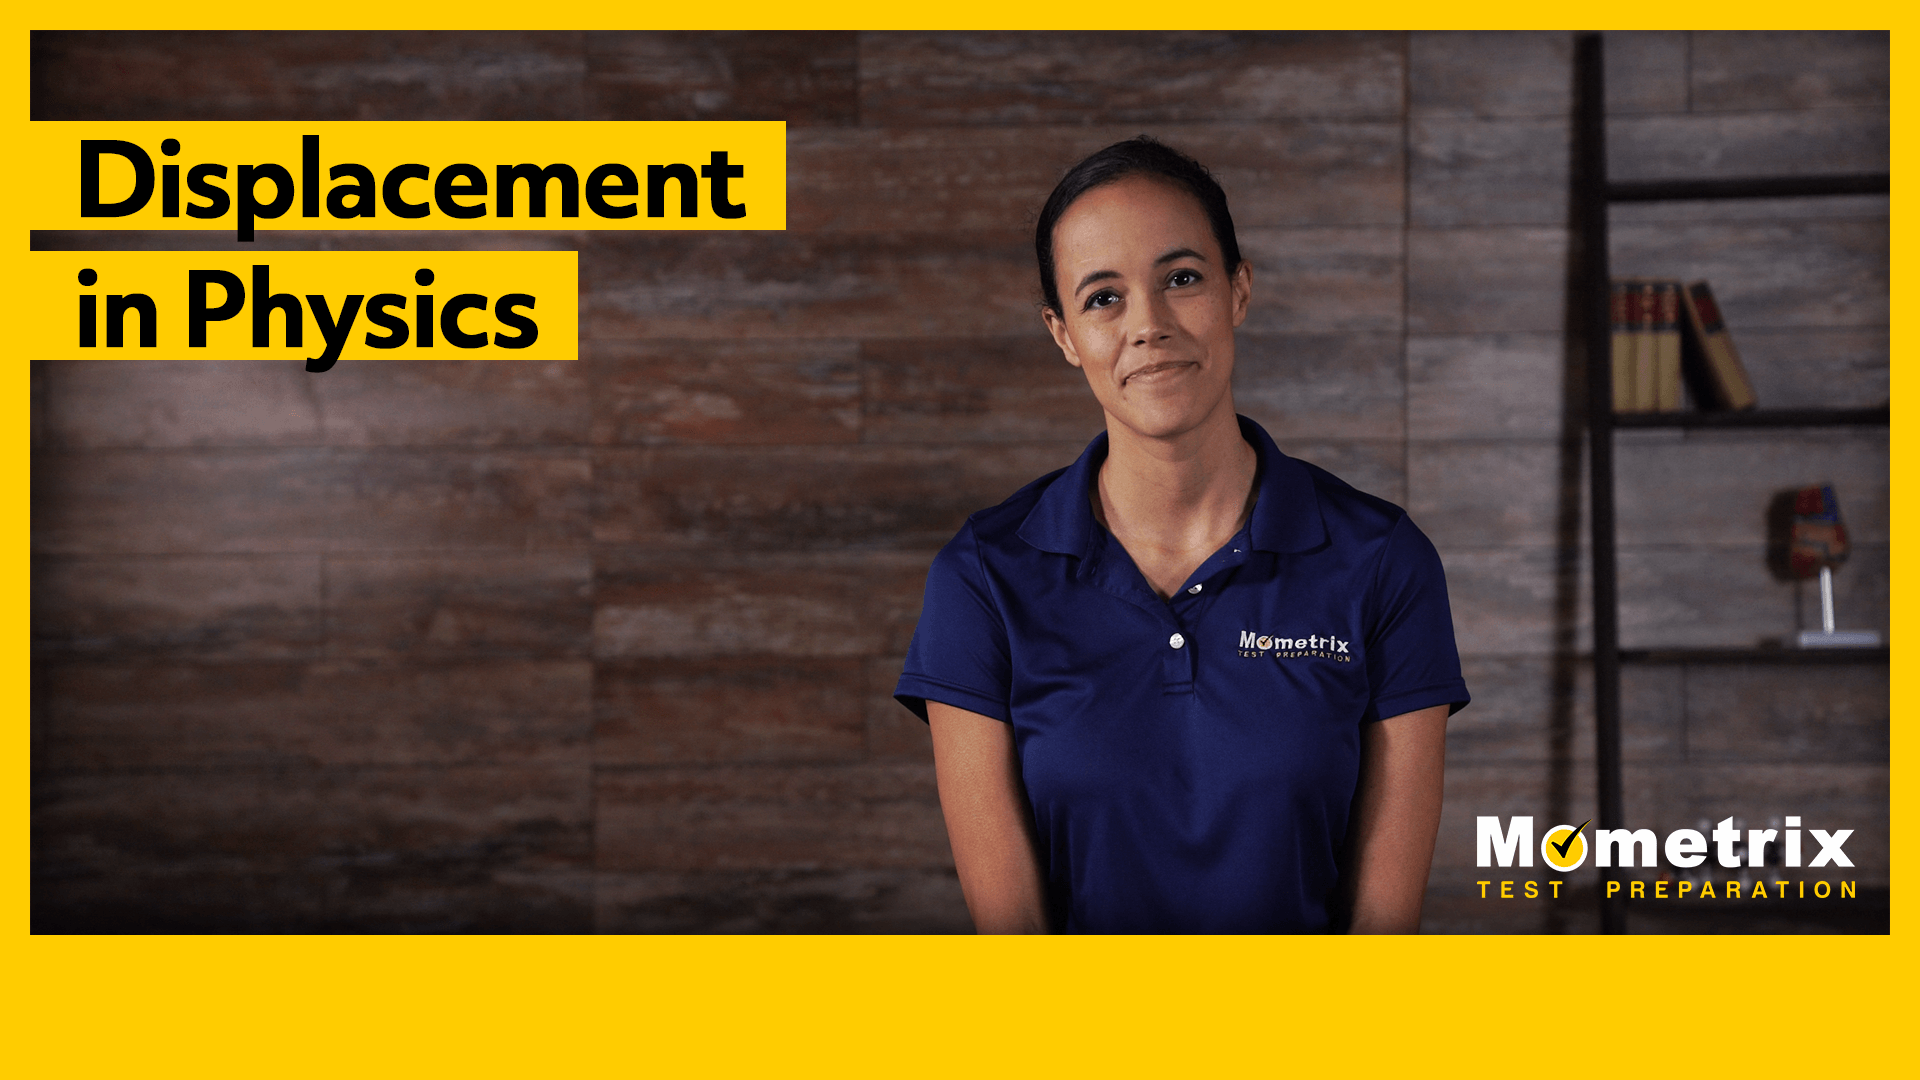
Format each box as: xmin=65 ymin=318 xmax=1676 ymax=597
xmin=1633 ymin=280 xmax=1658 ymax=411
xmin=1610 ymin=279 xmax=1683 ymax=412
xmin=1677 ymin=280 xmax=1758 ymax=411
xmin=1652 ymin=281 xmax=1682 ymax=410
xmin=1609 ymin=280 xmax=1635 ymax=412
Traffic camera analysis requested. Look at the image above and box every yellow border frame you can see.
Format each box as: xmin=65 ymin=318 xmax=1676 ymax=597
xmin=10 ymin=8 xmax=1907 ymax=1074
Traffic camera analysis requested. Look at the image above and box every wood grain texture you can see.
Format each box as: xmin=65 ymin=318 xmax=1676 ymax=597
xmin=33 ymin=764 xmax=593 ymax=932
xmin=789 ymin=122 xmax=1404 ymax=233
xmin=1689 ymin=32 xmax=1888 ymax=112
xmin=313 ymin=361 xmax=590 ymax=447
xmin=1231 ymin=333 xmax=1406 ymax=441
xmin=325 ymin=552 xmax=593 ymax=659
xmin=34 ymin=29 xmax=857 ymax=124
xmin=1438 ymin=546 xmax=1587 ymax=657
xmin=1683 ymin=664 xmax=1887 ymax=764
xmin=34 ymin=661 xmax=593 ymax=772
xmin=38 ymin=361 xmax=324 ymax=449
xmin=34 ymin=555 xmax=323 ymax=658
xmin=595 ymin=658 xmax=867 ymax=765
xmin=33 ymin=30 xmax=590 ymax=120
xmin=1410 ymin=31 xmax=1571 ymax=119
xmin=859 ymin=31 xmax=1406 ymax=125
xmin=591 ymin=551 xmax=928 ymax=660
xmin=1609 ymin=220 xmax=1886 ymax=330
xmin=34 ymin=449 xmax=592 ymax=554
xmin=583 ymin=31 xmax=856 ymax=125
xmin=1441 ymin=543 xmax=1888 ymax=656
xmin=860 ymin=336 xmax=1101 ymax=445
xmin=1406 ymin=227 xmax=1569 ymax=335
xmin=1412 ymin=433 xmax=1887 ymax=551
xmin=1407 ymin=334 xmax=1571 ymax=441
xmin=595 ymin=763 xmax=950 ymax=873
xmin=581 ymin=230 xmax=1037 ymax=341
xmin=1613 ymin=544 xmax=1887 ymax=650
xmin=1448 ymin=656 xmax=1682 ymax=764
xmin=1236 ymin=227 xmax=1405 ymax=334
xmin=1410 ymin=117 xmax=1569 ymax=228
xmin=594 ymin=869 xmax=968 ymax=933
xmin=1732 ymin=328 xmax=1888 ymax=410
xmin=1599 ymin=30 xmax=1688 ymax=115
xmin=592 ymin=444 xmax=1077 ymax=551
xmin=1260 ymin=439 xmax=1406 ymax=508
xmin=865 ymin=655 xmax=934 ymax=764
xmin=589 ymin=339 xmax=861 ymax=446
xmin=1613 ymin=430 xmax=1886 ymax=546
xmin=1608 ymin=108 xmax=1888 ymax=183
xmin=1408 ymin=440 xmax=1575 ymax=550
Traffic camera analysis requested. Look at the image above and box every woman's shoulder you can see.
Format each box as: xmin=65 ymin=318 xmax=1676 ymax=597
xmin=928 ymin=462 xmax=1084 ymax=577
xmin=1296 ymin=456 xmax=1408 ymax=528
xmin=967 ymin=464 xmax=1074 ymax=548
xmin=1257 ymin=448 xmax=1417 ymax=556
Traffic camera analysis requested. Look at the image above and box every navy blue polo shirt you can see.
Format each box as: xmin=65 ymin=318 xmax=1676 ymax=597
xmin=895 ymin=416 xmax=1468 ymax=934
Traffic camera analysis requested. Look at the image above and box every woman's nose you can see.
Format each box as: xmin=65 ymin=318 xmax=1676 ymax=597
xmin=1129 ymin=290 xmax=1175 ymax=346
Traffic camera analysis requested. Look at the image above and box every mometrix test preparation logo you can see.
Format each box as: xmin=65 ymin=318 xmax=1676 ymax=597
xmin=1475 ymin=814 xmax=1863 ymax=903
xmin=1236 ymin=630 xmax=1353 ymax=663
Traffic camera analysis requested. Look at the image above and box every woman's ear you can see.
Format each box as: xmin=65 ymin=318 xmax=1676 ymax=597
xmin=1041 ymin=306 xmax=1084 ymax=369
xmin=1229 ymin=261 xmax=1252 ymax=329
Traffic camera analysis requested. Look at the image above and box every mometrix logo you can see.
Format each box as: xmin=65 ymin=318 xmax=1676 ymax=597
xmin=1236 ymin=629 xmax=1353 ymax=663
xmin=1476 ymin=816 xmax=1855 ymax=870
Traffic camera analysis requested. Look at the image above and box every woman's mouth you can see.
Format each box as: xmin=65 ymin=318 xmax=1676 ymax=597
xmin=1123 ymin=361 xmax=1196 ymax=386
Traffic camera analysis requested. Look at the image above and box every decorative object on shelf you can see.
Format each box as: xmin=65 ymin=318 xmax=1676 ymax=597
xmin=1677 ymin=281 xmax=1757 ymax=411
xmin=1785 ymin=484 xmax=1881 ymax=648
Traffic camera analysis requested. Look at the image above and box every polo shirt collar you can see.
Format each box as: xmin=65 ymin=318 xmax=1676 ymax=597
xmin=1016 ymin=415 xmax=1326 ymax=559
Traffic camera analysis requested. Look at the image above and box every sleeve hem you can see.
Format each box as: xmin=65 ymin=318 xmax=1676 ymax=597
xmin=1370 ymin=681 xmax=1471 ymax=722
xmin=893 ymin=674 xmax=1012 ymax=725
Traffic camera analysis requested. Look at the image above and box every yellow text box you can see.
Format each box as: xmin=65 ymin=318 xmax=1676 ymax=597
xmin=26 ymin=250 xmax=578 ymax=368
xmin=31 ymin=121 xmax=785 ymax=237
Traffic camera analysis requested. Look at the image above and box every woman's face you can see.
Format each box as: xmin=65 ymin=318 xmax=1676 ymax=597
xmin=1042 ymin=175 xmax=1252 ymax=443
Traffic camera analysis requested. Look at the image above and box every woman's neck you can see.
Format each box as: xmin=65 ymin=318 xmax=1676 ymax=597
xmin=1093 ymin=407 xmax=1258 ymax=599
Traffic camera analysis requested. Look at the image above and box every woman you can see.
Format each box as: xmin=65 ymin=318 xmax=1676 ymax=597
xmin=894 ymin=138 xmax=1468 ymax=933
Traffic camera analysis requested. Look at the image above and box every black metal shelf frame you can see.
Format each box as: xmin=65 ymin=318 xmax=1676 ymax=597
xmin=1611 ymin=406 xmax=1887 ymax=430
xmin=1572 ymin=33 xmax=1888 ymax=934
xmin=1609 ymin=174 xmax=1888 ymax=203
xmin=1620 ymin=647 xmax=1889 ymax=665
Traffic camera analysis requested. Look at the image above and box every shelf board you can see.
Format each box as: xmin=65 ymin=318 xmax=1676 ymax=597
xmin=1607 ymin=174 xmax=1888 ymax=203
xmin=1620 ymin=647 xmax=1888 ymax=665
xmin=1611 ymin=406 xmax=1887 ymax=430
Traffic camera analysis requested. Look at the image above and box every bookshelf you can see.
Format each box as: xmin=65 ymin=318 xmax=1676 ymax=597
xmin=1610 ymin=406 xmax=1886 ymax=431
xmin=1573 ymin=34 xmax=1889 ymax=934
xmin=1619 ymin=647 xmax=1886 ymax=666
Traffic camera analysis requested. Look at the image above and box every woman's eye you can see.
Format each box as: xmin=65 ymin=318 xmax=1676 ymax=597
xmin=1168 ymin=269 xmax=1201 ymax=288
xmin=1084 ymin=289 xmax=1120 ymax=311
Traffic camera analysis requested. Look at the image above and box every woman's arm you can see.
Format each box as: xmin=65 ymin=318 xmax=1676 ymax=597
xmin=927 ymin=701 xmax=1049 ymax=933
xmin=1344 ymin=704 xmax=1449 ymax=933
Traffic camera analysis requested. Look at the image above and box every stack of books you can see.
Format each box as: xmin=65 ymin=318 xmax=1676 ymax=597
xmin=1610 ymin=279 xmax=1756 ymax=413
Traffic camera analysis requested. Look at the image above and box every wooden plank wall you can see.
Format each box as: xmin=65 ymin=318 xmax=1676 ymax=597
xmin=31 ymin=31 xmax=1887 ymax=932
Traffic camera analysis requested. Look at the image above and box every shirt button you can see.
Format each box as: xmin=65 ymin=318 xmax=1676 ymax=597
xmin=1169 ymin=633 xmax=1186 ymax=649
xmin=1187 ymin=584 xmax=1203 ymax=595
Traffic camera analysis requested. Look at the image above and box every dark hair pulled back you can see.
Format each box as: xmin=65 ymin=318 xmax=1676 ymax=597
xmin=1034 ymin=136 xmax=1242 ymax=316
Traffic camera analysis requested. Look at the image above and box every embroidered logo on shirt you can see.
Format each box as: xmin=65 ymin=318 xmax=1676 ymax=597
xmin=1236 ymin=630 xmax=1353 ymax=663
